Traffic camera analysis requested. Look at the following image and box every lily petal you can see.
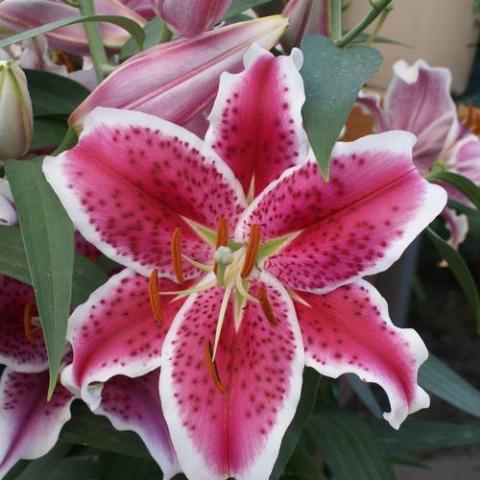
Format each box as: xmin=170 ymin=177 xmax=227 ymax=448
xmin=282 ymin=0 xmax=330 ymax=51
xmin=356 ymin=90 xmax=388 ymax=132
xmin=0 ymin=368 xmax=74 ymax=478
xmin=0 ymin=275 xmax=48 ymax=373
xmin=153 ymin=0 xmax=231 ymax=37
xmin=69 ymin=16 xmax=288 ymax=130
xmin=237 ymin=131 xmax=447 ymax=293
xmin=61 ymin=269 xmax=187 ymax=410
xmin=44 ymin=108 xmax=247 ymax=279
xmin=442 ymin=207 xmax=468 ymax=250
xmin=384 ymin=59 xmax=457 ymax=173
xmin=206 ymin=45 xmax=308 ymax=196
xmin=0 ymin=0 xmax=146 ymax=56
xmin=295 ymin=280 xmax=429 ymax=429
xmin=160 ymin=272 xmax=304 ymax=480
xmin=94 ymin=370 xmax=180 ymax=480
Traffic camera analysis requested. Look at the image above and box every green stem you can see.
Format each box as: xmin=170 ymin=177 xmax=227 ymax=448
xmin=78 ymin=0 xmax=110 ymax=82
xmin=366 ymin=5 xmax=393 ymax=45
xmin=330 ymin=0 xmax=343 ymax=41
xmin=336 ymin=0 xmax=393 ymax=48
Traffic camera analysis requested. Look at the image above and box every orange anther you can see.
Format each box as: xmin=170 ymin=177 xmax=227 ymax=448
xmin=241 ymin=224 xmax=261 ymax=279
xmin=23 ymin=300 xmax=36 ymax=345
xmin=171 ymin=226 xmax=185 ymax=284
xmin=256 ymin=286 xmax=278 ymax=326
xmin=148 ymin=269 xmax=164 ymax=325
xmin=215 ymin=218 xmax=229 ymax=248
xmin=203 ymin=340 xmax=225 ymax=393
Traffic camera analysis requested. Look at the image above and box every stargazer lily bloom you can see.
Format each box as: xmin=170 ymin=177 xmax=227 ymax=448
xmin=0 ymin=273 xmax=180 ymax=479
xmin=152 ymin=0 xmax=232 ymax=37
xmin=0 ymin=274 xmax=74 ymax=478
xmin=357 ymin=59 xmax=480 ymax=248
xmin=68 ymin=15 xmax=288 ymax=131
xmin=0 ymin=0 xmax=146 ymax=56
xmin=44 ymin=46 xmax=446 ymax=480
xmin=357 ymin=59 xmax=459 ymax=175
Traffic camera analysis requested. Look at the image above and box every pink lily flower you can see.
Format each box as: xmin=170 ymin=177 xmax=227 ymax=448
xmin=357 ymin=59 xmax=459 ymax=175
xmin=151 ymin=0 xmax=232 ymax=37
xmin=68 ymin=15 xmax=288 ymax=131
xmin=0 ymin=274 xmax=74 ymax=477
xmin=357 ymin=59 xmax=480 ymax=248
xmin=0 ymin=0 xmax=146 ymax=56
xmin=0 ymin=273 xmax=180 ymax=478
xmin=44 ymin=46 xmax=446 ymax=479
xmin=282 ymin=0 xmax=330 ymax=51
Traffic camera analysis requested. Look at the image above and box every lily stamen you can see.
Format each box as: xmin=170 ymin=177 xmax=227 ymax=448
xmin=148 ymin=269 xmax=164 ymax=325
xmin=241 ymin=224 xmax=261 ymax=279
xmin=23 ymin=299 xmax=36 ymax=345
xmin=203 ymin=340 xmax=224 ymax=393
xmin=256 ymin=286 xmax=278 ymax=326
xmin=215 ymin=218 xmax=229 ymax=248
xmin=171 ymin=226 xmax=185 ymax=284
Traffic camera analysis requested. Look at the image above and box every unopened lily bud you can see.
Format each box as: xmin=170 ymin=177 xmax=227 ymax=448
xmin=152 ymin=0 xmax=232 ymax=37
xmin=0 ymin=61 xmax=33 ymax=160
xmin=69 ymin=15 xmax=288 ymax=131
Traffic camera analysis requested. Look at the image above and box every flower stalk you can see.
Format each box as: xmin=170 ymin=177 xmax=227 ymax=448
xmin=330 ymin=0 xmax=342 ymax=41
xmin=78 ymin=0 xmax=110 ymax=82
xmin=336 ymin=0 xmax=393 ymax=47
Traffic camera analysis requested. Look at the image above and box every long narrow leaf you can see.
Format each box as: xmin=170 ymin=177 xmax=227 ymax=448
xmin=426 ymin=227 xmax=480 ymax=331
xmin=307 ymin=409 xmax=395 ymax=480
xmin=0 ymin=14 xmax=145 ymax=50
xmin=420 ymin=354 xmax=480 ymax=418
xmin=6 ymin=159 xmax=74 ymax=398
xmin=0 ymin=225 xmax=108 ymax=305
xmin=428 ymin=170 xmax=480 ymax=210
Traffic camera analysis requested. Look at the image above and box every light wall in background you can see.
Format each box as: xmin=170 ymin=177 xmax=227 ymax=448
xmin=343 ymin=0 xmax=478 ymax=93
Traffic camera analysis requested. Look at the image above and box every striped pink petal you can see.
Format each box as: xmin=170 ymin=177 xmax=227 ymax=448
xmin=236 ymin=131 xmax=446 ymax=293
xmin=0 ymin=368 xmax=74 ymax=478
xmin=295 ymin=280 xmax=429 ymax=429
xmin=44 ymin=108 xmax=246 ymax=279
xmin=94 ymin=370 xmax=180 ymax=479
xmin=206 ymin=45 xmax=308 ymax=196
xmin=160 ymin=272 xmax=304 ymax=480
xmin=61 ymin=269 xmax=187 ymax=410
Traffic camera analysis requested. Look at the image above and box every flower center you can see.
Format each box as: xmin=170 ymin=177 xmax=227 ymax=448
xmin=147 ymin=219 xmax=279 ymax=393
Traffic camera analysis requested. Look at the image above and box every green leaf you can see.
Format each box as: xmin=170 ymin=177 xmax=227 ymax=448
xmin=287 ymin=444 xmax=328 ymax=480
xmin=307 ymin=409 xmax=395 ymax=480
xmin=12 ymin=443 xmax=72 ymax=480
xmin=346 ymin=373 xmax=382 ymax=418
xmin=25 ymin=70 xmax=89 ymax=117
xmin=0 ymin=15 xmax=145 ymax=50
xmin=368 ymin=419 xmax=480 ymax=452
xmin=419 ymin=354 xmax=480 ymax=418
xmin=100 ymin=455 xmax=161 ymax=480
xmin=61 ymin=402 xmax=150 ymax=459
xmin=0 ymin=226 xmax=109 ymax=306
xmin=270 ymin=368 xmax=320 ymax=480
xmin=425 ymin=227 xmax=480 ymax=331
xmin=300 ymin=35 xmax=382 ymax=178
xmin=428 ymin=170 xmax=480 ymax=210
xmin=5 ymin=158 xmax=74 ymax=398
xmin=30 ymin=117 xmax=68 ymax=150
xmin=225 ymin=0 xmax=274 ymax=18
xmin=120 ymin=16 xmax=170 ymax=61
